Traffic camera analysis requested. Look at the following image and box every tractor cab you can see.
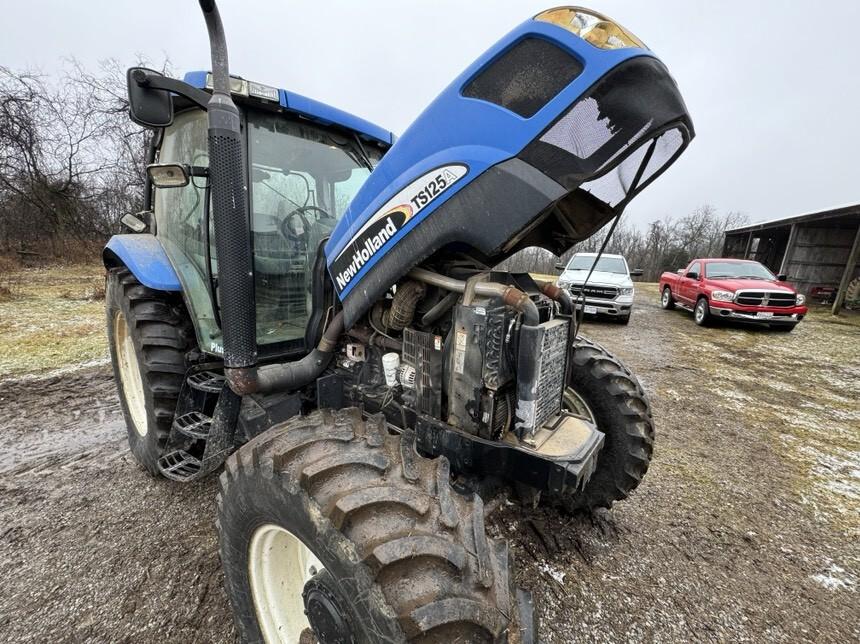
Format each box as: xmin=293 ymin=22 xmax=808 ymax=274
xmin=117 ymin=71 xmax=392 ymax=357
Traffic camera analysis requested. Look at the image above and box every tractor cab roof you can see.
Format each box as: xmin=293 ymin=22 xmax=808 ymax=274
xmin=182 ymin=70 xmax=395 ymax=147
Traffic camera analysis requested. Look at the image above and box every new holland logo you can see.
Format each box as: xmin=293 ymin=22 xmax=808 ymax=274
xmin=333 ymin=206 xmax=411 ymax=291
xmin=330 ymin=163 xmax=468 ymax=293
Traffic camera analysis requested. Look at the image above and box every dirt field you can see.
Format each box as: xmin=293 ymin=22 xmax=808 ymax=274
xmin=1 ymin=284 xmax=858 ymax=643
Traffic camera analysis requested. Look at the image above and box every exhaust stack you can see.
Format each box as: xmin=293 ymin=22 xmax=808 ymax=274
xmin=198 ymin=0 xmax=258 ymax=394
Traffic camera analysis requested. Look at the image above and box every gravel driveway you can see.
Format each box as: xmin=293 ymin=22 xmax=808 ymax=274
xmin=1 ymin=286 xmax=857 ymax=643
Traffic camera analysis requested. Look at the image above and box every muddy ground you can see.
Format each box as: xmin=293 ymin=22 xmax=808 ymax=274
xmin=1 ymin=285 xmax=858 ymax=643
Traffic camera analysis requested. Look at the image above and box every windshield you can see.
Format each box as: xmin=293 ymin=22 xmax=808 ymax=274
xmin=154 ymin=108 xmax=381 ymax=354
xmin=249 ymin=112 xmax=380 ymax=347
xmin=705 ymin=261 xmax=775 ymax=280
xmin=566 ymin=255 xmax=627 ymax=274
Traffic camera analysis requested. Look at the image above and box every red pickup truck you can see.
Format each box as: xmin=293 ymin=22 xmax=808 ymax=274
xmin=659 ymin=258 xmax=807 ymax=331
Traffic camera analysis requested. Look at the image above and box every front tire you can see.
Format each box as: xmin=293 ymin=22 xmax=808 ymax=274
xmin=546 ymin=336 xmax=654 ymax=512
xmin=694 ymin=297 xmax=711 ymax=326
xmin=106 ymin=267 xmax=193 ymax=475
xmin=218 ymin=409 xmax=518 ymax=643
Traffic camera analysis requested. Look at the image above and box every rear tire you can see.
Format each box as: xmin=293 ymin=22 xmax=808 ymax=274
xmin=106 ymin=267 xmax=193 ymax=475
xmin=218 ymin=409 xmax=519 ymax=643
xmin=661 ymin=286 xmax=675 ymax=310
xmin=546 ymin=336 xmax=654 ymax=512
xmin=694 ymin=297 xmax=711 ymax=326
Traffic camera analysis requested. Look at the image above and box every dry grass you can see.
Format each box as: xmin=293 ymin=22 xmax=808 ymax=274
xmin=0 ymin=264 xmax=108 ymax=378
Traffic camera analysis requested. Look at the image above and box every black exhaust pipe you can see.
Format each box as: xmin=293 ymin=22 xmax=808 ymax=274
xmin=198 ymin=0 xmax=258 ymax=394
xmin=198 ymin=0 xmax=345 ymax=395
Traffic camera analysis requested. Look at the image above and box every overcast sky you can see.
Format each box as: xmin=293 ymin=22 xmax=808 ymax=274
xmin=3 ymin=1 xmax=858 ymax=228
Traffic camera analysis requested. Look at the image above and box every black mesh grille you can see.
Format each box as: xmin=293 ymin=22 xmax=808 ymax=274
xmin=462 ymin=38 xmax=583 ymax=118
xmin=209 ymin=130 xmax=257 ymax=367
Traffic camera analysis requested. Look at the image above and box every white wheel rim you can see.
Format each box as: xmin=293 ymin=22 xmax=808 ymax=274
xmin=114 ymin=311 xmax=148 ymax=437
xmin=248 ymin=523 xmax=325 ymax=644
xmin=662 ymin=290 xmax=669 ymax=306
xmin=695 ymin=302 xmax=704 ymax=321
xmin=563 ymin=387 xmax=596 ymax=425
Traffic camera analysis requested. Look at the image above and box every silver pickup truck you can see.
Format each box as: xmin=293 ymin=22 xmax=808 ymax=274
xmin=556 ymin=252 xmax=642 ymax=324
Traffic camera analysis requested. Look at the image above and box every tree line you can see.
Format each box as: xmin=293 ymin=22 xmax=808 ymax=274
xmin=0 ymin=60 xmax=157 ymax=256
xmin=498 ymin=206 xmax=749 ymax=280
xmin=2 ymin=60 xmax=746 ymax=276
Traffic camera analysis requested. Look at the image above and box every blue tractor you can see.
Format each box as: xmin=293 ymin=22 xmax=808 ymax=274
xmin=104 ymin=3 xmax=693 ymax=642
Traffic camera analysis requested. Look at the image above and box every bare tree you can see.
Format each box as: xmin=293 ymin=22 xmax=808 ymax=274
xmin=0 ymin=58 xmax=168 ymax=256
xmin=497 ymin=206 xmax=750 ymax=280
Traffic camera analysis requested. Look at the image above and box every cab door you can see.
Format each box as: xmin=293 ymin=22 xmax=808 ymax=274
xmin=678 ymin=261 xmax=701 ymax=304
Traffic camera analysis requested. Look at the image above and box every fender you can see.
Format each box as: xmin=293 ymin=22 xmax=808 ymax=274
xmin=103 ymin=234 xmax=182 ymax=291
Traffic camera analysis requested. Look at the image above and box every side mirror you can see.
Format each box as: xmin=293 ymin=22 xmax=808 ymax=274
xmin=630 ymin=268 xmax=644 ymax=277
xmin=121 ymin=211 xmax=151 ymax=233
xmin=776 ymin=273 xmax=788 ymax=281
xmin=555 ymin=262 xmax=566 ymax=271
xmin=127 ymin=67 xmax=174 ymax=128
xmin=685 ymin=271 xmax=699 ymax=280
xmin=147 ymin=163 xmax=190 ymax=188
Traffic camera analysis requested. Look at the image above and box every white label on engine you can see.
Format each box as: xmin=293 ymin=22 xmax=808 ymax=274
xmin=454 ymin=329 xmax=467 ymax=374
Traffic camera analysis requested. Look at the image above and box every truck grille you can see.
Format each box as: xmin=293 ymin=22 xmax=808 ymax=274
xmin=568 ymin=284 xmax=619 ymax=299
xmin=735 ymin=291 xmax=797 ymax=307
xmin=534 ymin=319 xmax=569 ymax=430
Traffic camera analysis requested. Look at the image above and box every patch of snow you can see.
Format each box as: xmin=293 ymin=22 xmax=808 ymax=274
xmin=811 ymin=563 xmax=857 ymax=592
xmin=0 ymin=357 xmax=110 ymax=386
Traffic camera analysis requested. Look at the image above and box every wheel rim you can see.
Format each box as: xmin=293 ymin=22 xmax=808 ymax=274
xmin=563 ymin=387 xmax=596 ymax=425
xmin=248 ymin=523 xmax=325 ymax=644
xmin=113 ymin=310 xmax=148 ymax=437
xmin=695 ymin=301 xmax=705 ymax=322
xmin=662 ymin=289 xmax=670 ymax=306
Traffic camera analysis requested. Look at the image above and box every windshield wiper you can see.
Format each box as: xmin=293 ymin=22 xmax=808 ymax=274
xmin=352 ymin=133 xmax=374 ymax=171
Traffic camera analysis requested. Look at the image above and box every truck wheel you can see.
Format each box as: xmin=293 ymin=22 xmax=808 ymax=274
xmin=546 ymin=336 xmax=653 ymax=512
xmin=106 ymin=267 xmax=192 ymax=475
xmin=617 ymin=312 xmax=631 ymax=325
xmin=218 ymin=409 xmax=518 ymax=644
xmin=694 ymin=297 xmax=711 ymax=326
xmin=660 ymin=286 xmax=675 ymax=310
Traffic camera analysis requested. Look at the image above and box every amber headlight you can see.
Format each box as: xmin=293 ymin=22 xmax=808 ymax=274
xmin=535 ymin=7 xmax=646 ymax=50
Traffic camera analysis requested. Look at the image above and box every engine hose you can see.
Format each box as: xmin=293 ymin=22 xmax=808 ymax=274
xmin=537 ymin=281 xmax=574 ymax=315
xmin=420 ymin=291 xmax=459 ymax=327
xmin=247 ymin=311 xmax=345 ymax=394
xmin=347 ymin=326 xmax=403 ymax=351
xmin=409 ymin=267 xmax=539 ymax=325
xmin=382 ymin=281 xmax=425 ymax=331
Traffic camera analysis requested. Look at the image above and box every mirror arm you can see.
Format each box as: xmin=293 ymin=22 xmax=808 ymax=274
xmin=133 ymin=72 xmax=212 ymax=111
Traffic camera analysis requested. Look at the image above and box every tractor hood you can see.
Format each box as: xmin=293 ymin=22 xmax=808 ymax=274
xmin=326 ymin=7 xmax=694 ymax=327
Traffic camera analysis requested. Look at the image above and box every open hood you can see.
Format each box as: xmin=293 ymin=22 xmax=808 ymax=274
xmin=326 ymin=7 xmax=694 ymax=326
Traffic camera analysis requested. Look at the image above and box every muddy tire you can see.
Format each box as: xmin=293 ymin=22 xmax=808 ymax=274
xmin=546 ymin=336 xmax=654 ymax=512
xmin=661 ymin=286 xmax=675 ymax=310
xmin=217 ymin=408 xmax=519 ymax=644
xmin=106 ymin=267 xmax=193 ymax=475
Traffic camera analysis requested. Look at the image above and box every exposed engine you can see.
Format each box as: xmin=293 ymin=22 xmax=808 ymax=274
xmin=322 ymin=263 xmax=600 ymax=494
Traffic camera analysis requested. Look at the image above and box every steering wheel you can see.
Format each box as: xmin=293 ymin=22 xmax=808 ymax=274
xmin=283 ymin=205 xmax=334 ymax=222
